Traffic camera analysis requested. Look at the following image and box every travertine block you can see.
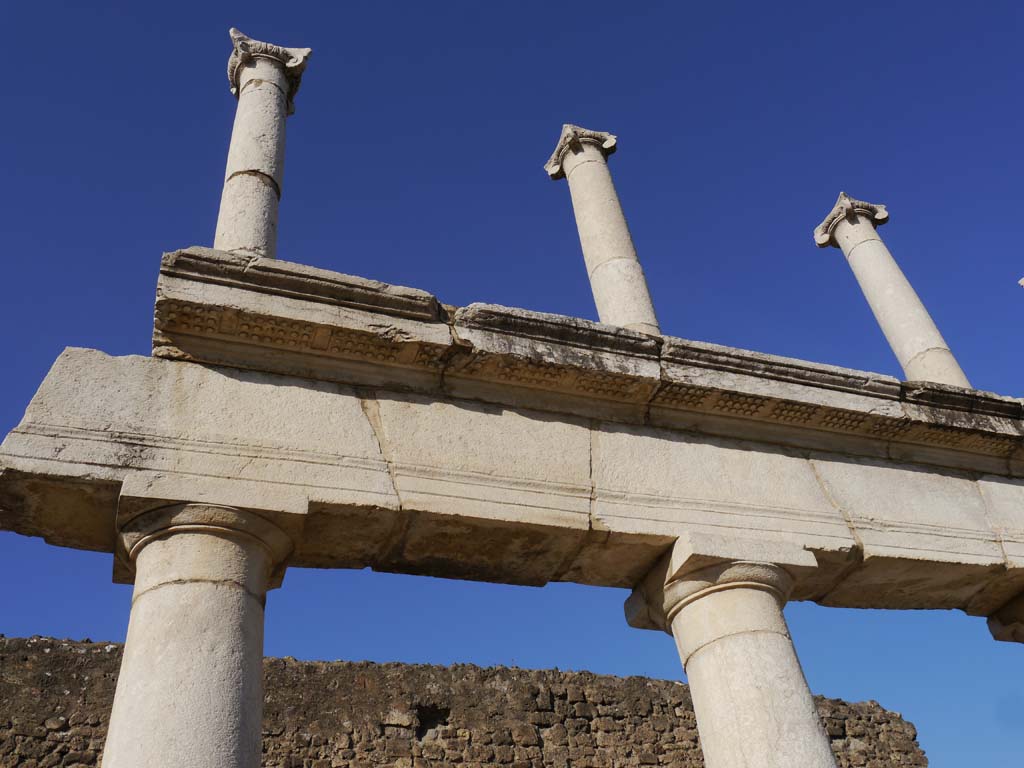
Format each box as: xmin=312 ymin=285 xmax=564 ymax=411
xmin=0 ymin=348 xmax=399 ymax=553
xmin=812 ymin=458 xmax=1005 ymax=608
xmin=155 ymin=247 xmax=452 ymax=390
xmin=147 ymin=247 xmax=1024 ymax=474
xmin=665 ymin=530 xmax=818 ymax=580
xmin=590 ymin=424 xmax=856 ymax=554
xmin=372 ymin=392 xmax=592 ymax=529
xmin=449 ymin=303 xmax=660 ymax=420
xmin=4 ymin=344 xmax=1024 ymax=607
xmin=8 ymin=230 xmax=1024 ymax=634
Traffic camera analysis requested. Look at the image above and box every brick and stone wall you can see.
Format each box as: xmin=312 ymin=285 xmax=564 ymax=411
xmin=0 ymin=636 xmax=926 ymax=768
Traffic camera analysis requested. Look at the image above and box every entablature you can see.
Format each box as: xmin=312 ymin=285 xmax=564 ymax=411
xmin=153 ymin=247 xmax=1024 ymax=475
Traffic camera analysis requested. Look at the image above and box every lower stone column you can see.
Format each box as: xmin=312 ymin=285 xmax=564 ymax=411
xmin=101 ymin=504 xmax=292 ymax=768
xmin=670 ymin=563 xmax=835 ymax=768
xmin=626 ymin=539 xmax=836 ymax=768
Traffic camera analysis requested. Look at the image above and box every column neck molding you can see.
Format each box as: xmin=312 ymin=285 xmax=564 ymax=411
xmin=544 ymin=124 xmax=617 ymax=179
xmin=627 ymin=555 xmax=800 ymax=634
xmin=814 ymin=191 xmax=889 ymax=248
xmin=227 ymin=28 xmax=312 ymax=115
xmin=662 ymin=561 xmax=793 ymax=625
xmin=117 ymin=503 xmax=293 ymax=583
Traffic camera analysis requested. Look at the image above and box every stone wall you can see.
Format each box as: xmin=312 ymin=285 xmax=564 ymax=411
xmin=0 ymin=636 xmax=926 ymax=768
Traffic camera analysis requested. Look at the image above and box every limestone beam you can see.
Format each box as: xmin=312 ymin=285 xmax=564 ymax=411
xmin=213 ymin=28 xmax=312 ymax=260
xmin=814 ymin=192 xmax=970 ymax=388
xmin=625 ymin=534 xmax=837 ymax=768
xmin=988 ymin=592 xmax=1024 ymax=643
xmin=545 ymin=124 xmax=661 ymax=336
xmin=101 ymin=503 xmax=293 ymax=768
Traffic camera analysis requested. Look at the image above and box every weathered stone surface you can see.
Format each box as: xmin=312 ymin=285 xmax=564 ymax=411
xmin=6 ymin=244 xmax=1024 ymax=626
xmin=155 ymin=247 xmax=451 ymax=391
xmin=449 ymin=304 xmax=660 ymax=421
xmin=3 ymin=344 xmax=1024 ymax=613
xmin=150 ymin=248 xmax=1023 ymax=469
xmin=0 ymin=636 xmax=928 ymax=768
xmin=103 ymin=505 xmax=287 ymax=768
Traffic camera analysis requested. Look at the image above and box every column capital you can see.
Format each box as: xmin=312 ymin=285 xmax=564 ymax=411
xmin=117 ymin=503 xmax=294 ymax=588
xmin=227 ymin=28 xmax=312 ymax=115
xmin=624 ymin=533 xmax=816 ymax=632
xmin=544 ymin=124 xmax=617 ymax=179
xmin=814 ymin=191 xmax=889 ymax=248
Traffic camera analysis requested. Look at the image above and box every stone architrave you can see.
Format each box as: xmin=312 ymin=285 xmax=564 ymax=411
xmin=814 ymin=192 xmax=970 ymax=387
xmin=626 ymin=535 xmax=837 ymax=768
xmin=545 ymin=125 xmax=661 ymax=336
xmin=100 ymin=504 xmax=292 ymax=768
xmin=213 ymin=29 xmax=312 ymax=260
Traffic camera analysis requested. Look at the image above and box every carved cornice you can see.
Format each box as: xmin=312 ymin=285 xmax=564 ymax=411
xmin=227 ymin=28 xmax=312 ymax=116
xmin=152 ymin=248 xmax=1024 ymax=470
xmin=544 ymin=124 xmax=617 ymax=179
xmin=813 ymin=192 xmax=889 ymax=248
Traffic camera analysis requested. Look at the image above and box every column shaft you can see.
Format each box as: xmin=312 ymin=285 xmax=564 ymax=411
xmin=815 ymin=192 xmax=969 ymax=387
xmin=102 ymin=509 xmax=285 ymax=768
xmin=546 ymin=125 xmax=660 ymax=335
xmin=833 ymin=215 xmax=969 ymax=386
xmin=561 ymin=143 xmax=659 ymax=335
xmin=669 ymin=585 xmax=836 ymax=768
xmin=214 ymin=56 xmax=288 ymax=259
xmin=212 ymin=29 xmax=310 ymax=260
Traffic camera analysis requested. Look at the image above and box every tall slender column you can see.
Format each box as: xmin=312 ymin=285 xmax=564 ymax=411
xmin=626 ymin=540 xmax=835 ymax=768
xmin=814 ymin=192 xmax=970 ymax=387
xmin=545 ymin=124 xmax=661 ymax=336
xmin=213 ymin=29 xmax=312 ymax=260
xmin=101 ymin=504 xmax=292 ymax=768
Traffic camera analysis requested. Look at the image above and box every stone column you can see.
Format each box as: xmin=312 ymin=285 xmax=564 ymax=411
xmin=101 ymin=504 xmax=292 ymax=768
xmin=814 ymin=192 xmax=970 ymax=387
xmin=213 ymin=28 xmax=312 ymax=260
xmin=545 ymin=125 xmax=661 ymax=336
xmin=626 ymin=539 xmax=836 ymax=768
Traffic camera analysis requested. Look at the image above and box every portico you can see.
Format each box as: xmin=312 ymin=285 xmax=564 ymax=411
xmin=2 ymin=27 xmax=1022 ymax=768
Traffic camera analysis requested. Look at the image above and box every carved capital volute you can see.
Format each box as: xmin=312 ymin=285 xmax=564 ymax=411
xmin=544 ymin=124 xmax=618 ymax=180
xmin=814 ymin=191 xmax=889 ymax=248
xmin=227 ymin=28 xmax=312 ymax=115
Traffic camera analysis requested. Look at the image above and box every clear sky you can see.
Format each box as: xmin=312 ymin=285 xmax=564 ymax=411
xmin=2 ymin=2 xmax=1022 ymax=765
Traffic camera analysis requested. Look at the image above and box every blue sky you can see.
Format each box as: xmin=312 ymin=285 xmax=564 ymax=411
xmin=1 ymin=2 xmax=1022 ymax=765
